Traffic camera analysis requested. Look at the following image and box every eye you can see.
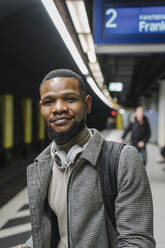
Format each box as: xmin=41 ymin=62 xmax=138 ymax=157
xmin=41 ymin=99 xmax=53 ymax=106
xmin=66 ymin=97 xmax=76 ymax=103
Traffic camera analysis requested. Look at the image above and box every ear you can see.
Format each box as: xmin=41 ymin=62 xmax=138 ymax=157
xmin=85 ymin=95 xmax=92 ymax=114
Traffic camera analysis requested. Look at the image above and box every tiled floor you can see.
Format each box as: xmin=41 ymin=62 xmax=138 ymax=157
xmin=0 ymin=188 xmax=31 ymax=247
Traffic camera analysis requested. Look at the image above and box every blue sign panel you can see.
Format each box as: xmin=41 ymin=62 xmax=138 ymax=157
xmin=93 ymin=0 xmax=165 ymax=45
xmin=104 ymin=6 xmax=165 ymax=35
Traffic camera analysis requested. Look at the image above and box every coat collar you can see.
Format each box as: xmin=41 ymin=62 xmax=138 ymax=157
xmin=34 ymin=129 xmax=104 ymax=167
xmin=35 ymin=143 xmax=52 ymax=162
xmin=80 ymin=129 xmax=104 ymax=166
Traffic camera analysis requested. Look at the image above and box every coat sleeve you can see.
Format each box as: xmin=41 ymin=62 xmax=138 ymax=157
xmin=142 ymin=120 xmax=151 ymax=144
xmin=121 ymin=122 xmax=133 ymax=139
xmin=115 ymin=145 xmax=156 ymax=247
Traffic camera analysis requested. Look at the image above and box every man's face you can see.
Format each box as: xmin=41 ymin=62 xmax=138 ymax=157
xmin=135 ymin=107 xmax=144 ymax=123
xmin=40 ymin=77 xmax=91 ymax=135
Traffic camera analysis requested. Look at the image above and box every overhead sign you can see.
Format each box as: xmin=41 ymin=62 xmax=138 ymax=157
xmin=93 ymin=0 xmax=165 ymax=53
xmin=104 ymin=6 xmax=165 ymax=36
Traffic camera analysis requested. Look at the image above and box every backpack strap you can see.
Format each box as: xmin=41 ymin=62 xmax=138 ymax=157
xmin=100 ymin=140 xmax=125 ymax=229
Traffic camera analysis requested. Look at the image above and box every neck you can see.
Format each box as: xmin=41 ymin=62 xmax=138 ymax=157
xmin=55 ymin=126 xmax=91 ymax=151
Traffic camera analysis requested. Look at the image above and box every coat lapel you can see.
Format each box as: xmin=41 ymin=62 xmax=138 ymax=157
xmin=27 ymin=144 xmax=54 ymax=248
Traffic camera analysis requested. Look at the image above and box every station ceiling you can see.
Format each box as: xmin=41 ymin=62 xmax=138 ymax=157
xmin=1 ymin=0 xmax=165 ymax=109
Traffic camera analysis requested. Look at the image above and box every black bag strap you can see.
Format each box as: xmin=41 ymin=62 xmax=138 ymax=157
xmin=100 ymin=140 xmax=125 ymax=229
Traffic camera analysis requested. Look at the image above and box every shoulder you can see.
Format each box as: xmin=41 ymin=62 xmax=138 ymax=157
xmin=26 ymin=162 xmax=38 ymax=178
xmin=117 ymin=144 xmax=145 ymax=183
xmin=120 ymin=144 xmax=141 ymax=163
xmin=27 ymin=142 xmax=52 ymax=170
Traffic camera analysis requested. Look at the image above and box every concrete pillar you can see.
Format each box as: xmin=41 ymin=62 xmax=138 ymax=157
xmin=0 ymin=95 xmax=14 ymax=149
xmin=116 ymin=111 xmax=123 ymax=130
xmin=158 ymin=80 xmax=165 ymax=146
xmin=38 ymin=103 xmax=45 ymax=140
xmin=22 ymin=98 xmax=32 ymax=144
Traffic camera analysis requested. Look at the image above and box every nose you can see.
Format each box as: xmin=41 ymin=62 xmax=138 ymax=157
xmin=51 ymin=99 xmax=68 ymax=114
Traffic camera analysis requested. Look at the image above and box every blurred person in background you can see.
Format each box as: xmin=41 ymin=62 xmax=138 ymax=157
xmin=121 ymin=106 xmax=151 ymax=166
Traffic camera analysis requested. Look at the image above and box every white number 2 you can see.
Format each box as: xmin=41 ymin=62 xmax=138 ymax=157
xmin=105 ymin=8 xmax=117 ymax=28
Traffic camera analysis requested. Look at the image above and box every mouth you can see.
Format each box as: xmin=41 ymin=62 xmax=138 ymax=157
xmin=50 ymin=116 xmax=74 ymax=125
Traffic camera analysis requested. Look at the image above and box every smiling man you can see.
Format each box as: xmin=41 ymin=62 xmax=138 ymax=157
xmin=16 ymin=69 xmax=155 ymax=248
xmin=40 ymin=72 xmax=91 ymax=144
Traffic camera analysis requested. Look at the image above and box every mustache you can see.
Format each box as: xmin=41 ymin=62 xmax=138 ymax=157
xmin=49 ymin=114 xmax=75 ymax=122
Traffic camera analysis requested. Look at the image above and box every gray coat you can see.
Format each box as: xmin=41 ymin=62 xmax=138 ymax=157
xmin=24 ymin=129 xmax=155 ymax=248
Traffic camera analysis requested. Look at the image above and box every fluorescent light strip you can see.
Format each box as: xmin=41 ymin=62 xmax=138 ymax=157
xmin=89 ymin=62 xmax=101 ymax=73
xmin=66 ymin=1 xmax=90 ymax=33
xmin=77 ymin=1 xmax=90 ymax=33
xmin=94 ymin=77 xmax=104 ymax=85
xmin=97 ymin=82 xmax=104 ymax=88
xmin=87 ymin=77 xmax=112 ymax=108
xmin=66 ymin=1 xmax=104 ymax=84
xmin=103 ymin=88 xmax=110 ymax=97
xmin=66 ymin=1 xmax=83 ymax=33
xmin=87 ymin=50 xmax=97 ymax=63
xmin=87 ymin=34 xmax=95 ymax=51
xmin=78 ymin=34 xmax=88 ymax=53
xmin=40 ymin=0 xmax=88 ymax=75
xmin=78 ymin=34 xmax=94 ymax=53
xmin=93 ymin=71 xmax=103 ymax=78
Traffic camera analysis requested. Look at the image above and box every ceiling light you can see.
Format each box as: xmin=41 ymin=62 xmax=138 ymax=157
xmin=78 ymin=34 xmax=88 ymax=53
xmin=89 ymin=62 xmax=104 ymax=87
xmin=86 ymin=34 xmax=95 ymax=51
xmin=86 ymin=77 xmax=112 ymax=108
xmin=40 ymin=0 xmax=88 ymax=75
xmin=97 ymin=81 xmax=104 ymax=89
xmin=94 ymin=77 xmax=104 ymax=85
xmin=66 ymin=0 xmax=90 ymax=33
xmin=89 ymin=62 xmax=101 ymax=73
xmin=109 ymin=82 xmax=123 ymax=92
xmin=66 ymin=0 xmax=104 ymax=85
xmin=87 ymin=50 xmax=97 ymax=63
xmin=93 ymin=71 xmax=104 ymax=81
xmin=103 ymin=88 xmax=110 ymax=98
xmin=93 ymin=71 xmax=103 ymax=78
xmin=78 ymin=34 xmax=95 ymax=53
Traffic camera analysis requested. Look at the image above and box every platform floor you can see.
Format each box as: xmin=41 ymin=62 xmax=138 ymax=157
xmin=0 ymin=129 xmax=165 ymax=247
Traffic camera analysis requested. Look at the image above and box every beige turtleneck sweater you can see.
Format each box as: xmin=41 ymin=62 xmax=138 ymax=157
xmin=48 ymin=127 xmax=92 ymax=248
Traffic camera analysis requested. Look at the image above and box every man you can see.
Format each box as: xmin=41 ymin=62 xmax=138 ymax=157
xmin=17 ymin=69 xmax=155 ymax=247
xmin=121 ymin=106 xmax=151 ymax=166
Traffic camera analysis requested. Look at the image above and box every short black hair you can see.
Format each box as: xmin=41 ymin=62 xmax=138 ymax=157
xmin=40 ymin=69 xmax=87 ymax=97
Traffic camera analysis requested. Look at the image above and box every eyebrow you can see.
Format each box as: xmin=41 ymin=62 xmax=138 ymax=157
xmin=41 ymin=91 xmax=80 ymax=100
